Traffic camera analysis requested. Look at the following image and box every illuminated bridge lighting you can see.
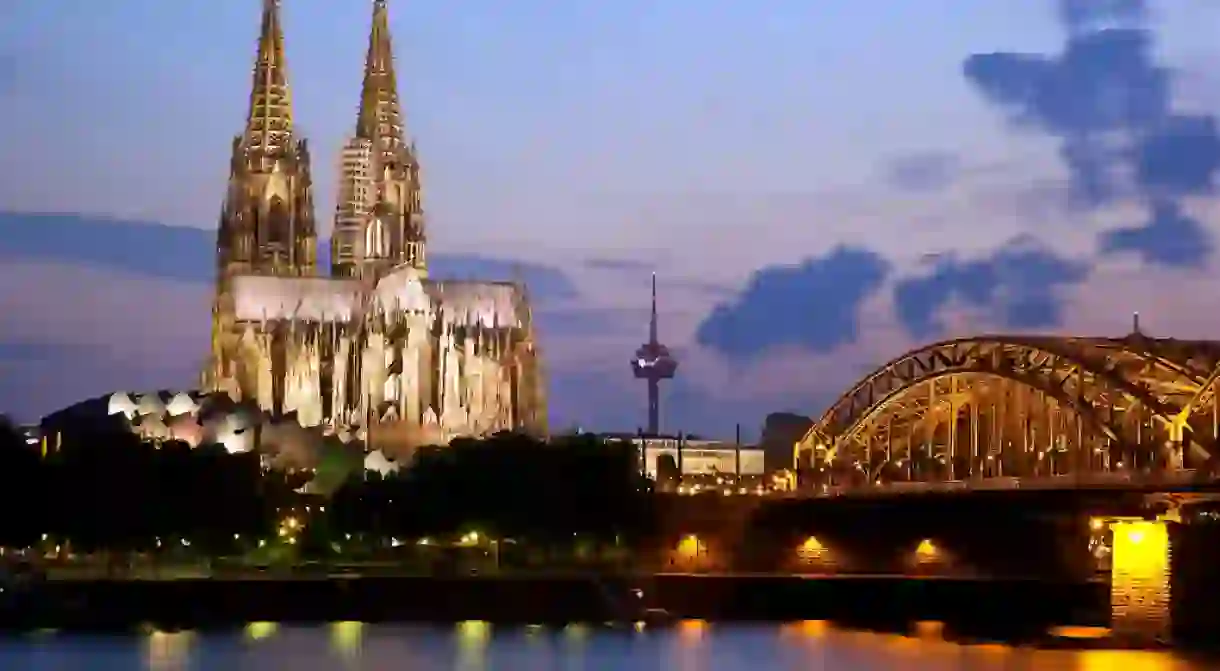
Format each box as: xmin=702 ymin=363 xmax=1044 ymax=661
xmin=1109 ymin=519 xmax=1171 ymax=644
xmin=790 ymin=334 xmax=1220 ymax=496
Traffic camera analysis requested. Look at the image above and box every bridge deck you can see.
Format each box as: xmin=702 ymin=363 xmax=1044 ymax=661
xmin=784 ymin=470 xmax=1220 ymax=499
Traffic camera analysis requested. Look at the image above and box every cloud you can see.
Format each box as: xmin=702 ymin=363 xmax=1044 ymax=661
xmin=893 ymin=237 xmax=1091 ymax=339
xmin=1100 ymin=200 xmax=1212 ymax=269
xmin=694 ymin=246 xmax=890 ymax=360
xmin=1135 ymin=115 xmax=1220 ymax=197
xmin=962 ymin=0 xmax=1219 ymax=269
xmin=0 ymin=342 xmax=101 ymax=363
xmin=0 ymin=212 xmax=578 ymax=301
xmin=0 ymin=258 xmax=211 ymax=421
xmin=882 ymin=151 xmax=961 ymax=193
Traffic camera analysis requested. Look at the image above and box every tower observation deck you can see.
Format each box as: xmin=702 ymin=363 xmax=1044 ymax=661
xmin=631 ymin=273 xmax=678 ymax=435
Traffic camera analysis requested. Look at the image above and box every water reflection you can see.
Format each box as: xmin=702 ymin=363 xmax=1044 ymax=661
xmin=455 ymin=620 xmax=490 ymax=671
xmin=0 ymin=621 xmax=1208 ymax=670
xmin=145 ymin=630 xmax=192 ymax=670
xmin=244 ymin=621 xmax=277 ymax=642
xmin=331 ymin=621 xmax=363 ymax=661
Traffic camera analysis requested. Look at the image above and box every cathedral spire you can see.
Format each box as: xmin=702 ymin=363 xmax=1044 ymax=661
xmin=244 ymin=0 xmax=294 ymax=155
xmin=357 ymin=0 xmax=405 ymax=154
xmin=332 ymin=0 xmax=426 ymax=280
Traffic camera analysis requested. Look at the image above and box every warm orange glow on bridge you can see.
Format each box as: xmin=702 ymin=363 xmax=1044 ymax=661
xmin=791 ymin=335 xmax=1220 ymax=498
xmin=1109 ymin=519 xmax=1170 ymax=644
xmin=798 ymin=536 xmax=824 ymax=554
xmin=676 ymin=534 xmax=703 ymax=559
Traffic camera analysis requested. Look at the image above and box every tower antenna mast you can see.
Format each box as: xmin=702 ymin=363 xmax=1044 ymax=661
xmin=631 ymin=272 xmax=678 ymax=435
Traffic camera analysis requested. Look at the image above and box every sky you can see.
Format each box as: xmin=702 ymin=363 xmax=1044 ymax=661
xmin=1 ymin=0 xmax=1219 ymax=438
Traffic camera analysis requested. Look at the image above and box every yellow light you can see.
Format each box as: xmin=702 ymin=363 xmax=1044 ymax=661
xmin=1109 ymin=520 xmax=1170 ymax=643
xmin=146 ymin=630 xmax=193 ymax=669
xmin=915 ymin=539 xmax=937 ymax=558
xmin=676 ymin=534 xmax=703 ymax=561
xmin=1090 ymin=517 xmax=1105 ymax=531
xmin=245 ymin=621 xmax=278 ymax=641
xmin=797 ymin=536 xmax=828 ymax=565
xmin=678 ymin=619 xmax=706 ymax=639
xmin=781 ymin=620 xmax=828 ymax=638
xmin=456 ymin=620 xmax=490 ymax=647
xmin=331 ymin=621 xmax=363 ymax=658
xmin=912 ymin=620 xmax=944 ymax=639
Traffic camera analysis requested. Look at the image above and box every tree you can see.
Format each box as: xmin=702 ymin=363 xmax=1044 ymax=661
xmin=655 ymin=454 xmax=680 ymax=492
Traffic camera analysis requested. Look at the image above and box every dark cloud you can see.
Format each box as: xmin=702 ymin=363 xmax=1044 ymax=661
xmin=1100 ymin=200 xmax=1212 ymax=269
xmin=883 ymin=151 xmax=961 ymax=193
xmin=0 ymin=212 xmax=578 ymax=301
xmin=963 ymin=0 xmax=1218 ymax=269
xmin=1058 ymin=0 xmax=1146 ymax=31
xmin=0 ymin=345 xmax=202 ymax=423
xmin=0 ymin=213 xmax=214 ymax=283
xmin=0 ymin=342 xmax=101 ymax=363
xmin=695 ymin=247 xmax=890 ymax=360
xmin=894 ymin=237 xmax=1090 ymax=339
xmin=1134 ymin=115 xmax=1220 ymax=197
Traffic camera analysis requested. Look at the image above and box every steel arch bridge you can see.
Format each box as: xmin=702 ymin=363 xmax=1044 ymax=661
xmin=793 ymin=333 xmax=1220 ymax=495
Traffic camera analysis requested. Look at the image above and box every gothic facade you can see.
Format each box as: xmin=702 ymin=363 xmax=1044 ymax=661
xmin=203 ymin=0 xmax=546 ymax=451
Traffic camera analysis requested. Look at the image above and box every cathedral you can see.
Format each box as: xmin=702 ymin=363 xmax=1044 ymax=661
xmin=202 ymin=0 xmax=547 ymax=450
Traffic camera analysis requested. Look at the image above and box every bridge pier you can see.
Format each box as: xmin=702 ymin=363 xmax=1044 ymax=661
xmin=1103 ymin=518 xmax=1171 ymax=645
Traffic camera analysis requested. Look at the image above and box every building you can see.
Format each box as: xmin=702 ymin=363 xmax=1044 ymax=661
xmin=202 ymin=0 xmax=546 ymax=454
xmin=594 ymin=434 xmax=765 ymax=478
xmin=636 ymin=438 xmax=765 ymax=479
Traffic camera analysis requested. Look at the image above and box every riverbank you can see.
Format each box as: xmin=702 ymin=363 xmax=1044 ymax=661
xmin=0 ymin=574 xmax=1107 ymax=637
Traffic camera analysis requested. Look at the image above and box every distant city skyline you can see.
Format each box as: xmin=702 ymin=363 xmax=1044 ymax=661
xmin=1 ymin=0 xmax=1219 ymax=437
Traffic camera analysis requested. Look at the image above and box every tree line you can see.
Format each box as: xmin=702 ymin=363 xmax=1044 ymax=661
xmin=0 ymin=417 xmax=654 ymax=556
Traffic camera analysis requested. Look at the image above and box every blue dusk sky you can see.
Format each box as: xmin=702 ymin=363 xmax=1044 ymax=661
xmin=2 ymin=0 xmax=1219 ymax=437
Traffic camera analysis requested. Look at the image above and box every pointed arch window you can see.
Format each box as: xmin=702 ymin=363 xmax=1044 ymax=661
xmin=366 ymin=216 xmax=389 ymax=259
xmin=266 ymin=196 xmax=290 ymax=244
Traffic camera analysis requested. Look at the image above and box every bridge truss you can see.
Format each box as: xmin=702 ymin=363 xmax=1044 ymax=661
xmin=794 ymin=334 xmax=1220 ymax=494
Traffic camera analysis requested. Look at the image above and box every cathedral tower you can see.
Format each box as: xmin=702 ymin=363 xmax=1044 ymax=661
xmin=205 ymin=0 xmax=318 ymax=391
xmin=215 ymin=0 xmax=318 ymax=280
xmin=332 ymin=0 xmax=427 ymax=280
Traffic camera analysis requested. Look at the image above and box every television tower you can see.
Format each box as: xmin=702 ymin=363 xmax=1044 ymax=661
xmin=631 ymin=273 xmax=678 ymax=435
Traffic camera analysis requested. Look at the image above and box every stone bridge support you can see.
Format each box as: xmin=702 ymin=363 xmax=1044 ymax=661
xmin=1097 ymin=517 xmax=1171 ymax=645
xmin=652 ymin=491 xmax=1220 ymax=647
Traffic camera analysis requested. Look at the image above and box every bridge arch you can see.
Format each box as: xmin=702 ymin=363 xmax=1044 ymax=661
xmin=794 ymin=335 xmax=1220 ymax=491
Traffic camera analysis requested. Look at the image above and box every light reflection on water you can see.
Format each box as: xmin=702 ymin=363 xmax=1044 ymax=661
xmin=0 ymin=620 xmax=1205 ymax=670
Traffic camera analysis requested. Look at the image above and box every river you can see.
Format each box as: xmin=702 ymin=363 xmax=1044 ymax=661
xmin=0 ymin=621 xmax=1206 ymax=670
